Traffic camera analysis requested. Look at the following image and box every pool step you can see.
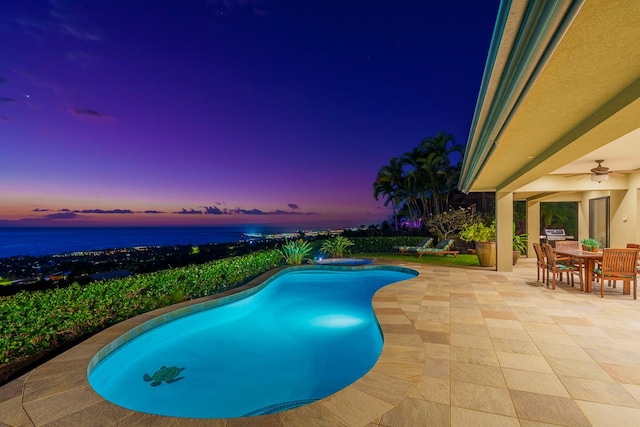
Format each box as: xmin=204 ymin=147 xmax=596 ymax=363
xmin=242 ymin=398 xmax=319 ymax=416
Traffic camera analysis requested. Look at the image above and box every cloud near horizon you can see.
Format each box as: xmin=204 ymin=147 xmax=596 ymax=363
xmin=13 ymin=204 xmax=317 ymax=223
xmin=199 ymin=205 xmax=317 ymax=216
xmin=73 ymin=209 xmax=133 ymax=214
xmin=44 ymin=212 xmax=79 ymax=220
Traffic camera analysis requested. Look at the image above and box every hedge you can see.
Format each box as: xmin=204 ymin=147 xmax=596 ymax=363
xmin=0 ymin=250 xmax=283 ymax=368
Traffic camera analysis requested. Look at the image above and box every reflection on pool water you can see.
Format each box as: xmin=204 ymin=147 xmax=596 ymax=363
xmin=88 ymin=265 xmax=417 ymax=418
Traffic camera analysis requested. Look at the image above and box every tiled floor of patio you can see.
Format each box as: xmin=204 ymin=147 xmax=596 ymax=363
xmin=2 ymin=257 xmax=640 ymax=426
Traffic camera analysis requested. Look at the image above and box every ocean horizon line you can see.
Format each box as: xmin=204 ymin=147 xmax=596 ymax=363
xmin=0 ymin=224 xmax=350 ymax=259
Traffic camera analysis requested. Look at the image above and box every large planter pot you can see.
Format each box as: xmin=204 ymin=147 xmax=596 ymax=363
xmin=475 ymin=241 xmax=496 ymax=267
xmin=513 ymin=250 xmax=520 ymax=265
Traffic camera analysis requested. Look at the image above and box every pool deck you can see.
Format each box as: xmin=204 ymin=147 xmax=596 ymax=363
xmin=3 ymin=257 xmax=640 ymax=426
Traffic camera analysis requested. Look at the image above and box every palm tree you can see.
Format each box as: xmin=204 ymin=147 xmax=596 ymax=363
xmin=401 ymin=147 xmax=430 ymax=227
xmin=415 ymin=132 xmax=464 ymax=216
xmin=373 ymin=157 xmax=404 ymax=231
xmin=374 ymin=131 xmax=464 ymax=230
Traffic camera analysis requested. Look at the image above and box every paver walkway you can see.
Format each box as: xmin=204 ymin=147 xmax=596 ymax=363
xmin=2 ymin=258 xmax=640 ymax=426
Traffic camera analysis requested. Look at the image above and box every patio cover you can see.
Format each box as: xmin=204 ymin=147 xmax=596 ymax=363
xmin=459 ymin=0 xmax=640 ymax=271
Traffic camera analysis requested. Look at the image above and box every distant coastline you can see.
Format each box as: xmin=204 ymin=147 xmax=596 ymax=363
xmin=0 ymin=225 xmax=342 ymax=259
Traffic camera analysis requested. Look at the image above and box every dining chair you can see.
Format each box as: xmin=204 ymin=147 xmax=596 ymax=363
xmin=555 ymin=241 xmax=580 ymax=251
xmin=593 ymin=248 xmax=639 ymax=299
xmin=627 ymin=243 xmax=640 ymax=272
xmin=542 ymin=244 xmax=580 ymax=289
xmin=532 ymin=243 xmax=546 ymax=284
xmin=607 ymin=243 xmax=640 ymax=289
xmin=555 ymin=240 xmax=584 ymax=289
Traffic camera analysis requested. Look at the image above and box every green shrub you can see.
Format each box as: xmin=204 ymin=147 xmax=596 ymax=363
xmin=348 ymin=236 xmax=427 ymax=253
xmin=0 ymin=250 xmax=282 ymax=367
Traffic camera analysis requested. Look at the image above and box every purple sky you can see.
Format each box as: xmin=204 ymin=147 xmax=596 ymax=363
xmin=1 ymin=0 xmax=499 ymax=228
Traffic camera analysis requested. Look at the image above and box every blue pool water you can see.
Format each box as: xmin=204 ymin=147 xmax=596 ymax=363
xmin=316 ymin=257 xmax=373 ymax=266
xmin=88 ymin=266 xmax=417 ymax=418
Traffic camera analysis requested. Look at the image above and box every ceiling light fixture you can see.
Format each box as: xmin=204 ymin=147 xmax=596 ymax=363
xmin=591 ymin=173 xmax=608 ymax=182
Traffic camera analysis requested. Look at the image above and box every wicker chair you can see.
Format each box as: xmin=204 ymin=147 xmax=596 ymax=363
xmin=542 ymin=244 xmax=580 ymax=290
xmin=593 ymin=248 xmax=639 ymax=299
xmin=532 ymin=243 xmax=546 ymax=284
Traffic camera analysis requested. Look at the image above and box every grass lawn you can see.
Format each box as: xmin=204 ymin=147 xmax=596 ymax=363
xmin=358 ymin=253 xmax=481 ymax=267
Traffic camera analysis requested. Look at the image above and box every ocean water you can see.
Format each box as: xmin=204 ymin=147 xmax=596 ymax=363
xmin=0 ymin=226 xmax=298 ymax=258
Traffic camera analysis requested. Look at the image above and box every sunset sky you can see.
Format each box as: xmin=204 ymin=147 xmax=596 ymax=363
xmin=1 ymin=1 xmax=499 ymax=228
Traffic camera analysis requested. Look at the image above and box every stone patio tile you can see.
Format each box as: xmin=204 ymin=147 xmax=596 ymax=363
xmin=380 ymin=397 xmax=450 ymax=427
xmin=491 ymin=338 xmax=540 ymax=355
xmin=502 ymin=368 xmax=569 ymax=397
xmin=277 ymin=402 xmax=348 ymax=427
xmin=496 ymin=352 xmax=553 ymax=373
xmin=23 ymin=385 xmax=105 ymax=426
xmin=450 ymin=361 xmax=506 ymax=388
xmin=576 ymin=400 xmax=640 ymax=427
xmin=320 ymin=387 xmax=394 ymax=426
xmin=559 ymin=375 xmax=640 ymax=407
xmin=450 ymin=333 xmax=493 ymax=350
xmin=408 ymin=375 xmax=450 ymax=404
xmin=546 ymin=357 xmax=613 ymax=381
xmin=536 ymin=342 xmax=592 ymax=361
xmin=351 ymin=371 xmax=415 ymax=405
xmin=601 ymin=363 xmax=640 ymax=385
xmin=451 ymin=407 xmax=519 ymax=427
xmin=509 ymin=390 xmax=590 ymax=426
xmin=450 ymin=380 xmax=516 ymax=417
xmin=451 ymin=346 xmax=499 ymax=367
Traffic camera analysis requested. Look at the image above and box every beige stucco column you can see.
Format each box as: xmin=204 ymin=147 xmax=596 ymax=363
xmin=527 ymin=201 xmax=541 ymax=255
xmin=496 ymin=190 xmax=513 ymax=272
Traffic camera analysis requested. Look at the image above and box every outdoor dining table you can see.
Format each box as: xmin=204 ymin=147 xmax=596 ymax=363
xmin=553 ymin=248 xmax=604 ymax=293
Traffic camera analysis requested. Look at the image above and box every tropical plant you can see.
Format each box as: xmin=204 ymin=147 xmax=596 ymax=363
xmin=513 ymin=223 xmax=528 ymax=254
xmin=459 ymin=220 xmax=496 ymax=243
xmin=278 ymin=239 xmax=313 ymax=265
xmin=320 ymin=236 xmax=355 ymax=258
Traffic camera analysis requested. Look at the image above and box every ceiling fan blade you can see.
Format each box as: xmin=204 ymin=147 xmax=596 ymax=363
xmin=611 ymin=168 xmax=640 ymax=174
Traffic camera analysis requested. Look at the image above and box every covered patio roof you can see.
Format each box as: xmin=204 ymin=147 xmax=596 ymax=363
xmin=460 ymin=0 xmax=640 ymax=199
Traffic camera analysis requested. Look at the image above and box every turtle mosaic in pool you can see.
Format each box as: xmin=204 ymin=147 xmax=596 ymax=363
xmin=88 ymin=265 xmax=417 ymax=418
xmin=143 ymin=366 xmax=185 ymax=387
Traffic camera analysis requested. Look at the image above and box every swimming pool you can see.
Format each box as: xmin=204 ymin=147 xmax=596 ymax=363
xmin=88 ymin=265 xmax=417 ymax=418
xmin=315 ymin=257 xmax=373 ymax=266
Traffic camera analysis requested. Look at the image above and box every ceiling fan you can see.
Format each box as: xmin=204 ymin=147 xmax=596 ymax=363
xmin=564 ymin=160 xmax=639 ymax=181
xmin=590 ymin=159 xmax=612 ymax=181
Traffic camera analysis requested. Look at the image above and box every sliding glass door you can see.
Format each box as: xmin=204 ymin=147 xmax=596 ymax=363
xmin=589 ymin=197 xmax=609 ymax=248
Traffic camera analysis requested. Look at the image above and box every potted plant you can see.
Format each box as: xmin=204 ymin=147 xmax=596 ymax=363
xmin=460 ymin=220 xmax=496 ymax=267
xmin=512 ymin=223 xmax=528 ymax=265
xmin=580 ymin=238 xmax=601 ymax=252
